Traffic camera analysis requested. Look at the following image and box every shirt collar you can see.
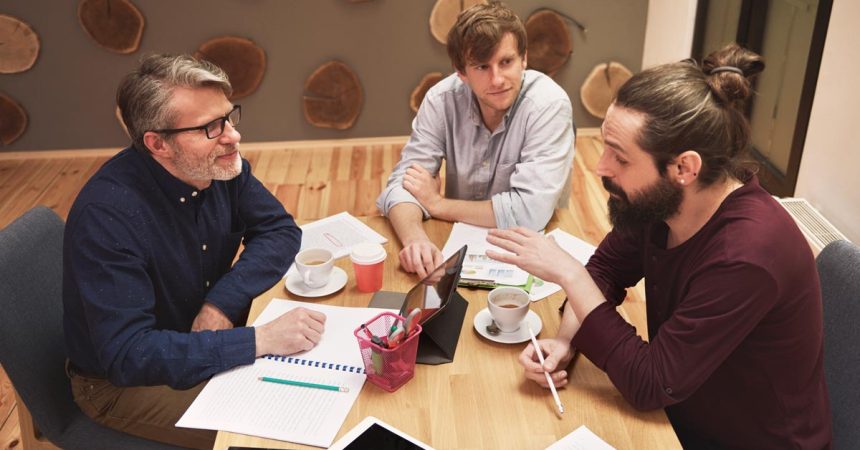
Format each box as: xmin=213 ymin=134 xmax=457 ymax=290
xmin=466 ymin=71 xmax=529 ymax=132
xmin=135 ymin=147 xmax=206 ymax=206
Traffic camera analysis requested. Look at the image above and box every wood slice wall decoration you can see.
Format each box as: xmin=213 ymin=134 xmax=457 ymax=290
xmin=302 ymin=61 xmax=363 ymax=130
xmin=410 ymin=72 xmax=444 ymax=113
xmin=195 ymin=36 xmax=266 ymax=100
xmin=0 ymin=92 xmax=28 ymax=145
xmin=0 ymin=15 xmax=40 ymax=74
xmin=429 ymin=0 xmax=486 ymax=44
xmin=580 ymin=62 xmax=633 ymax=119
xmin=78 ymin=0 xmax=144 ymax=54
xmin=526 ymin=10 xmax=571 ymax=76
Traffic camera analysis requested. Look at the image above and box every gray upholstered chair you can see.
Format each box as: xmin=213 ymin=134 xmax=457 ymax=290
xmin=817 ymin=239 xmax=860 ymax=449
xmin=0 ymin=206 xmax=184 ymax=449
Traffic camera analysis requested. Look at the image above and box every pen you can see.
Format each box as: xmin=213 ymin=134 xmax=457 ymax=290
xmin=259 ymin=376 xmax=349 ymax=393
xmin=527 ymin=325 xmax=564 ymax=415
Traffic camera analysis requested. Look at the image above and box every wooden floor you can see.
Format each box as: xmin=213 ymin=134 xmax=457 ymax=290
xmin=0 ymin=132 xmax=615 ymax=449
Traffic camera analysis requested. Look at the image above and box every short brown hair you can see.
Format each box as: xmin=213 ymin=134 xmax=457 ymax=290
xmin=446 ymin=1 xmax=527 ymax=73
xmin=116 ymin=54 xmax=232 ymax=151
xmin=614 ymin=43 xmax=765 ymax=186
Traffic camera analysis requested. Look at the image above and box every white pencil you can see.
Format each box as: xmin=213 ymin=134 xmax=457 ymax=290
xmin=528 ymin=324 xmax=564 ymax=415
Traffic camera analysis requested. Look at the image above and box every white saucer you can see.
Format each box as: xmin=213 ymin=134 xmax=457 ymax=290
xmin=285 ymin=266 xmax=348 ymax=298
xmin=473 ymin=308 xmax=542 ymax=344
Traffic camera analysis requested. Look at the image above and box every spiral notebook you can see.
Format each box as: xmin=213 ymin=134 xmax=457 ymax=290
xmin=177 ymin=299 xmax=395 ymax=448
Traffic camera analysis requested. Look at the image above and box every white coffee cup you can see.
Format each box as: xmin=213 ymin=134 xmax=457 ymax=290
xmin=487 ymin=287 xmax=530 ymax=333
xmin=294 ymin=248 xmax=334 ymax=289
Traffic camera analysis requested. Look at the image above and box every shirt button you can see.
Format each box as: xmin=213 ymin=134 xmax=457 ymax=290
xmin=202 ymin=244 xmax=207 ymax=251
xmin=205 ymin=281 xmax=210 ymax=287
xmin=482 ymin=160 xmax=489 ymax=167
xmin=191 ymin=191 xmax=198 ymax=197
xmin=180 ymin=197 xmax=186 ymax=203
xmin=665 ymin=387 xmax=673 ymax=395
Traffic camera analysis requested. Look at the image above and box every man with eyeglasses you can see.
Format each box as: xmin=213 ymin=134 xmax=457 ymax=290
xmin=62 ymin=54 xmax=325 ymax=449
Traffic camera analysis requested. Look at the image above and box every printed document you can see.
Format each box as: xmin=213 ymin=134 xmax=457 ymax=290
xmin=299 ymin=211 xmax=387 ymax=260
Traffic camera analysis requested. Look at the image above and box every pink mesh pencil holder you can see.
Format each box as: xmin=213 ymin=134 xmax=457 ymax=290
xmin=354 ymin=311 xmax=422 ymax=392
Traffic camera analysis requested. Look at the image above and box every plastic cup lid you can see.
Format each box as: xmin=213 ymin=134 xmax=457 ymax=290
xmin=350 ymin=242 xmax=386 ymax=264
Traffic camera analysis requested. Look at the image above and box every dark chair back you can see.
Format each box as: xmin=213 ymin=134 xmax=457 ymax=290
xmin=0 ymin=206 xmax=184 ymax=449
xmin=817 ymin=239 xmax=860 ymax=449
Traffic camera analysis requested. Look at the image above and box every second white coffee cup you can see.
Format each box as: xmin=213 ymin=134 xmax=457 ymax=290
xmin=295 ymin=248 xmax=334 ymax=289
xmin=487 ymin=286 xmax=530 ymax=333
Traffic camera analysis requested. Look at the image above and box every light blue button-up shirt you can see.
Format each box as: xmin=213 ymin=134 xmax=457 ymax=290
xmin=377 ymin=69 xmax=575 ymax=230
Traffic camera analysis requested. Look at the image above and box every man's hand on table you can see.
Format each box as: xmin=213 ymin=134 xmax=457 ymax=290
xmin=400 ymin=238 xmax=444 ymax=279
xmin=191 ymin=302 xmax=234 ymax=331
xmin=254 ymin=307 xmax=327 ymax=357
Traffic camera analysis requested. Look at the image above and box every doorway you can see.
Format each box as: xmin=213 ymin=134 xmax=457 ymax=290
xmin=692 ymin=0 xmax=832 ymax=196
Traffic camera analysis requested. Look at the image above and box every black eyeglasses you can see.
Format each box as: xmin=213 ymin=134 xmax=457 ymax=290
xmin=152 ymin=104 xmax=241 ymax=139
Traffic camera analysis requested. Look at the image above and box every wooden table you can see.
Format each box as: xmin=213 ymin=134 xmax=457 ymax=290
xmin=214 ymin=214 xmax=681 ymax=450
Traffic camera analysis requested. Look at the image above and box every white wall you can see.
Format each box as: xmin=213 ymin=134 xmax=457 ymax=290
xmin=795 ymin=0 xmax=860 ymax=243
xmin=641 ymin=0 xmax=698 ymax=69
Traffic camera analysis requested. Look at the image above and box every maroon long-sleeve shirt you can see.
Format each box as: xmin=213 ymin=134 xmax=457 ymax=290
xmin=574 ymin=177 xmax=832 ymax=449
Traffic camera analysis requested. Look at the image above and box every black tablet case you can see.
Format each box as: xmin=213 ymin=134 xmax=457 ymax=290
xmin=369 ymin=290 xmax=468 ymax=365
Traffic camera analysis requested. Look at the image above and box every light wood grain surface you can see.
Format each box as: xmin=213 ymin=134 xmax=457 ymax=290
xmin=213 ymin=215 xmax=680 ymax=450
xmin=0 ymin=132 xmax=667 ymax=449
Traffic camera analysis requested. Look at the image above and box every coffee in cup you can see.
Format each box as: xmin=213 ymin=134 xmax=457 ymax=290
xmin=295 ymin=248 xmax=334 ymax=289
xmin=487 ymin=286 xmax=529 ymax=333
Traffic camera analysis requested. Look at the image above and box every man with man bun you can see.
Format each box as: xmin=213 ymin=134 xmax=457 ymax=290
xmin=489 ymin=44 xmax=832 ymax=448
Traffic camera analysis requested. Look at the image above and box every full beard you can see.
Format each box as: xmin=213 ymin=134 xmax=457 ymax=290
xmin=603 ymin=175 xmax=683 ymax=233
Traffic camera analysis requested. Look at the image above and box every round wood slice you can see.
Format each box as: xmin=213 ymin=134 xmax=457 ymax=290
xmin=302 ymin=61 xmax=363 ymax=130
xmin=526 ymin=10 xmax=571 ymax=76
xmin=429 ymin=0 xmax=486 ymax=45
xmin=78 ymin=0 xmax=144 ymax=54
xmin=580 ymin=62 xmax=633 ymax=119
xmin=195 ymin=36 xmax=266 ymax=100
xmin=0 ymin=92 xmax=28 ymax=146
xmin=410 ymin=72 xmax=444 ymax=113
xmin=0 ymin=15 xmax=40 ymax=74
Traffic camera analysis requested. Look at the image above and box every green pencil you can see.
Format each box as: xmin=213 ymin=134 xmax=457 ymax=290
xmin=258 ymin=376 xmax=349 ymax=393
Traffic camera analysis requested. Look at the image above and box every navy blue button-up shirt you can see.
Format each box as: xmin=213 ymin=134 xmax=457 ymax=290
xmin=63 ymin=147 xmax=301 ymax=389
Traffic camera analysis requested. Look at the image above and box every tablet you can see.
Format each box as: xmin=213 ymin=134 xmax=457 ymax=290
xmin=398 ymin=245 xmax=467 ymax=325
xmin=329 ymin=416 xmax=434 ymax=450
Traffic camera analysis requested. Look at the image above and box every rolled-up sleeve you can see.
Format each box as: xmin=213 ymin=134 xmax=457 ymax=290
xmin=376 ymin=91 xmax=445 ymax=218
xmin=491 ymin=98 xmax=574 ymax=230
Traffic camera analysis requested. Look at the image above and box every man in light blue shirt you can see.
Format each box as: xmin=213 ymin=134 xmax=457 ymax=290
xmin=377 ymin=1 xmax=575 ymax=278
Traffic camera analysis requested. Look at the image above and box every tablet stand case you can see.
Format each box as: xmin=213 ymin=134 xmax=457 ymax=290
xmin=369 ymin=290 xmax=468 ymax=365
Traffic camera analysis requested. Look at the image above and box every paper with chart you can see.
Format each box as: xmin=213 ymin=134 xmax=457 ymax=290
xmin=441 ymin=223 xmax=597 ymax=301
xmin=526 ymin=228 xmax=597 ymax=301
xmin=441 ymin=222 xmax=531 ymax=288
xmin=545 ymin=425 xmax=615 ymax=450
xmin=177 ymin=299 xmax=395 ymax=448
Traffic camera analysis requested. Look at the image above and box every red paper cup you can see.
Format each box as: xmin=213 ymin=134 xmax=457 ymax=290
xmin=350 ymin=242 xmax=386 ymax=292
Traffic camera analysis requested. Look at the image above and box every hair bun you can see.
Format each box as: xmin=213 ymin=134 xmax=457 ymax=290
xmin=702 ymin=43 xmax=765 ymax=104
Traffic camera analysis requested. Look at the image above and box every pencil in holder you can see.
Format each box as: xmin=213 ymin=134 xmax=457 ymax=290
xmin=354 ymin=311 xmax=422 ymax=392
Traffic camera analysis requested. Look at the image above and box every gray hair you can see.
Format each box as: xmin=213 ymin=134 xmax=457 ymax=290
xmin=116 ymin=54 xmax=232 ymax=151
